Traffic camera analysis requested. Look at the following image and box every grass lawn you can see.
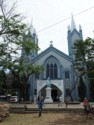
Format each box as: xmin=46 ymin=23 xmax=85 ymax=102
xmin=1 ymin=112 xmax=94 ymax=125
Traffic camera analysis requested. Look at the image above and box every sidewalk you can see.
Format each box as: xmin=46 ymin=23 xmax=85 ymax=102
xmin=10 ymin=102 xmax=94 ymax=109
xmin=10 ymin=102 xmax=94 ymax=113
xmin=26 ymin=102 xmax=84 ymax=109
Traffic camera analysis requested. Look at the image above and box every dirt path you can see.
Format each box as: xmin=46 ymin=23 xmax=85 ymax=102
xmin=1 ymin=112 xmax=94 ymax=125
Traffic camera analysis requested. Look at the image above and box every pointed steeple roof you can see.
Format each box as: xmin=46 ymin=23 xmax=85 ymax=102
xmin=71 ymin=14 xmax=77 ymax=32
xmin=30 ymin=18 xmax=34 ymax=35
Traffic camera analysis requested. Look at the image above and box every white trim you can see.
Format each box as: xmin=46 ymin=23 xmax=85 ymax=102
xmin=37 ymin=80 xmax=64 ymax=102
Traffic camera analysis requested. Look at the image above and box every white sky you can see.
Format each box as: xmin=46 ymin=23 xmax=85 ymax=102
xmin=17 ymin=0 xmax=94 ymax=54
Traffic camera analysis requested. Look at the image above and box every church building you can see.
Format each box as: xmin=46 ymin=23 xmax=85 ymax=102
xmin=21 ymin=16 xmax=85 ymax=102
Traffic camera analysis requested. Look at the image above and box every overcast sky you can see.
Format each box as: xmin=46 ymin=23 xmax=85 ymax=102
xmin=17 ymin=0 xmax=94 ymax=54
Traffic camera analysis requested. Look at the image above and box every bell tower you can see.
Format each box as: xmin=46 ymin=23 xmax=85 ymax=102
xmin=67 ymin=14 xmax=83 ymax=58
xmin=21 ymin=20 xmax=38 ymax=63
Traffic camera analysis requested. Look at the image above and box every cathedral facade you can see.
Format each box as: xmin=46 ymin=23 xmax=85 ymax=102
xmin=22 ymin=16 xmax=85 ymax=102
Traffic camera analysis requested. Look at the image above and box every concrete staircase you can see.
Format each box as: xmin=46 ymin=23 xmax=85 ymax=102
xmin=25 ymin=107 xmax=84 ymax=114
xmin=10 ymin=102 xmax=85 ymax=113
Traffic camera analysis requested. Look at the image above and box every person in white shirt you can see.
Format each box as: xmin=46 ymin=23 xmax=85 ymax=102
xmin=58 ymin=95 xmax=63 ymax=107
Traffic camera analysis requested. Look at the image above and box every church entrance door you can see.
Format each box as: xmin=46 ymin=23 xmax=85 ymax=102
xmin=51 ymin=89 xmax=57 ymax=102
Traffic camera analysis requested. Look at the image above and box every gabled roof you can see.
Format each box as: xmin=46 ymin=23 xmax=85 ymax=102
xmin=31 ymin=45 xmax=72 ymax=64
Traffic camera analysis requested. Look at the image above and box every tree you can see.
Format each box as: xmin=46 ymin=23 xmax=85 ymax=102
xmin=0 ymin=0 xmax=27 ymax=65
xmin=0 ymin=0 xmax=42 ymax=100
xmin=73 ymin=37 xmax=94 ymax=99
xmin=73 ymin=37 xmax=94 ymax=72
xmin=0 ymin=70 xmax=7 ymax=94
xmin=78 ymin=76 xmax=86 ymax=101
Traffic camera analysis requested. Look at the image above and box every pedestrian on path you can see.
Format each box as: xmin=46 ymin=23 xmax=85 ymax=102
xmin=37 ymin=96 xmax=44 ymax=117
xmin=58 ymin=95 xmax=63 ymax=107
xmin=85 ymin=103 xmax=91 ymax=118
xmin=83 ymin=97 xmax=89 ymax=112
xmin=64 ymin=96 xmax=68 ymax=108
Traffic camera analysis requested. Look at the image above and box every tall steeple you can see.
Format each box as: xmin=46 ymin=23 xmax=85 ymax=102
xmin=21 ymin=19 xmax=38 ymax=62
xmin=67 ymin=15 xmax=83 ymax=58
xmin=29 ymin=21 xmax=38 ymax=59
xmin=30 ymin=18 xmax=34 ymax=35
xmin=71 ymin=14 xmax=77 ymax=32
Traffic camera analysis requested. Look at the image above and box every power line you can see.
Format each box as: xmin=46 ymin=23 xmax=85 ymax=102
xmin=37 ymin=6 xmax=94 ymax=33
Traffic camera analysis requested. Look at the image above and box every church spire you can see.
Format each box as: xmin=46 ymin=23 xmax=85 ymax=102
xmin=71 ymin=14 xmax=76 ymax=32
xmin=67 ymin=14 xmax=83 ymax=58
xmin=30 ymin=18 xmax=34 ymax=35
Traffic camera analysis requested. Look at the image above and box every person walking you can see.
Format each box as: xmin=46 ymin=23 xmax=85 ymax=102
xmin=83 ymin=97 xmax=92 ymax=118
xmin=58 ymin=95 xmax=63 ymax=107
xmin=37 ymin=96 xmax=44 ymax=117
xmin=83 ymin=97 xmax=89 ymax=112
xmin=85 ymin=103 xmax=91 ymax=118
xmin=64 ymin=96 xmax=68 ymax=108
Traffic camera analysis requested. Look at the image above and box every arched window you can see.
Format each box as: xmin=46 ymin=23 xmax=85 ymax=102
xmin=46 ymin=64 xmax=49 ymax=78
xmin=46 ymin=63 xmax=57 ymax=79
xmin=54 ymin=63 xmax=57 ymax=78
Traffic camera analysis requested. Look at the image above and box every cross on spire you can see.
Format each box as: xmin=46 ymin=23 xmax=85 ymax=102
xmin=50 ymin=40 xmax=53 ymax=47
